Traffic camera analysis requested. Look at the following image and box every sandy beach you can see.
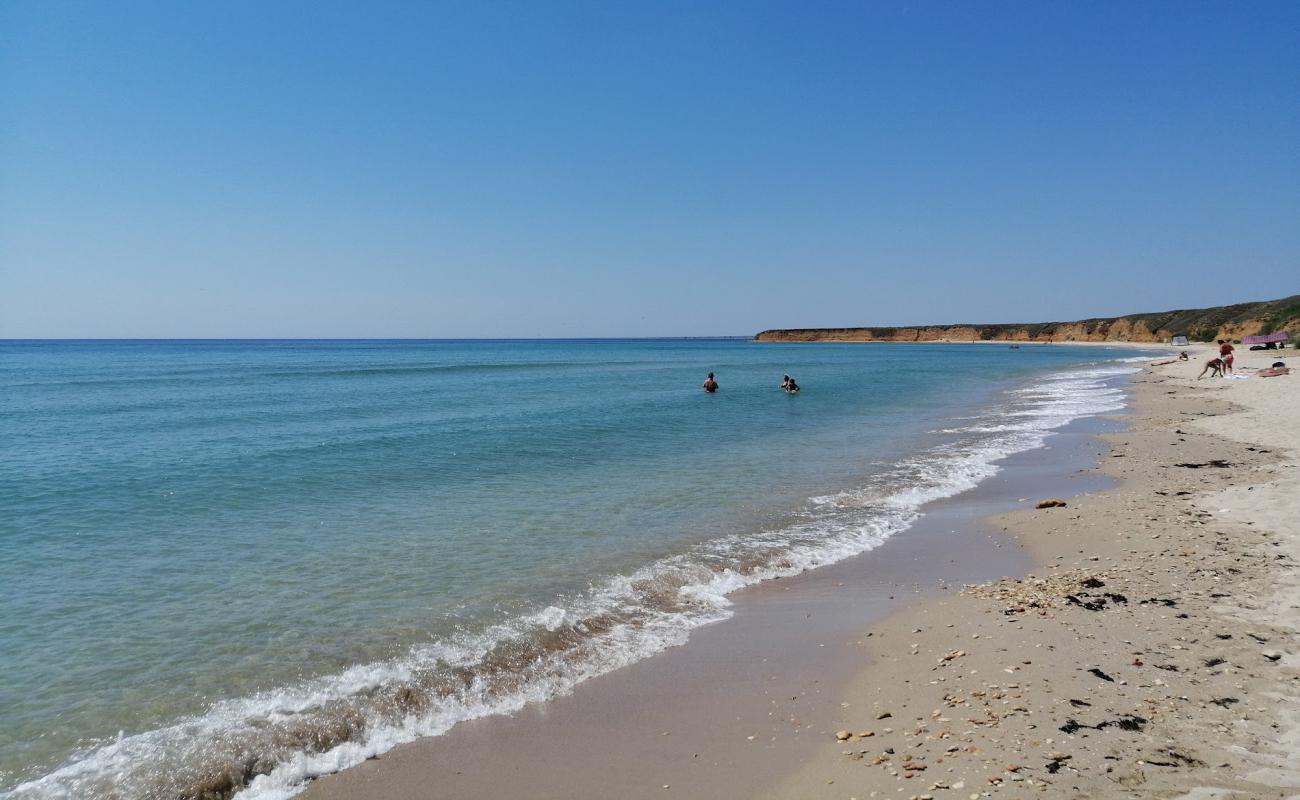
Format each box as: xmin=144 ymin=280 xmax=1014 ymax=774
xmin=295 ymin=344 xmax=1298 ymax=800
xmin=767 ymin=344 xmax=1300 ymax=799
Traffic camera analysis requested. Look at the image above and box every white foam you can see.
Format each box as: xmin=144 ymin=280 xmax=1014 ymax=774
xmin=3 ymin=360 xmax=1139 ymax=800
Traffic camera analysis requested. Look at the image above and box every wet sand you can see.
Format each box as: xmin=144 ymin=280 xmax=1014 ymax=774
xmin=302 ymin=401 xmax=1123 ymax=798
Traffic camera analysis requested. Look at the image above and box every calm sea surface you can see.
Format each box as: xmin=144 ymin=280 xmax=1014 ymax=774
xmin=0 ymin=339 xmax=1149 ymax=799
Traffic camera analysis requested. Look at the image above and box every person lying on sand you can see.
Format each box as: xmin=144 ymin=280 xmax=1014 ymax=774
xmin=1154 ymin=351 xmax=1193 ymax=366
xmin=702 ymin=372 xmax=718 ymax=393
xmin=1258 ymin=362 xmax=1290 ymax=377
xmin=1197 ymin=358 xmax=1226 ymax=379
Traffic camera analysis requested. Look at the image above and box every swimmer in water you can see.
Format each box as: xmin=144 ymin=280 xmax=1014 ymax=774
xmin=703 ymin=372 xmax=718 ymax=393
xmin=781 ymin=374 xmax=799 ymax=393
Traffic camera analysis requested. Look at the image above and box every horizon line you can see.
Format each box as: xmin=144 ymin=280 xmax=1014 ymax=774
xmin=0 ymin=335 xmax=760 ymax=342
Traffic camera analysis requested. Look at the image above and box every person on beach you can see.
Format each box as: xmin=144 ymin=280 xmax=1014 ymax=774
xmin=703 ymin=372 xmax=718 ymax=393
xmin=1179 ymin=351 xmax=1189 ymax=361
xmin=1258 ymin=361 xmax=1290 ymax=378
xmin=1218 ymin=340 xmax=1235 ymax=374
xmin=1197 ymin=357 xmax=1226 ymax=379
xmin=781 ymin=374 xmax=800 ymax=393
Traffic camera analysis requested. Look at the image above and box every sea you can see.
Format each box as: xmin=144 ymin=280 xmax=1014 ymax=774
xmin=0 ymin=339 xmax=1153 ymax=799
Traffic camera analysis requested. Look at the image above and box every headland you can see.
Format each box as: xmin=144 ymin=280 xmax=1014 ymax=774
xmin=754 ymin=295 xmax=1300 ymax=343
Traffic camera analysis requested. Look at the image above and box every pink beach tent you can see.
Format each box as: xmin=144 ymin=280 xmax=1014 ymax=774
xmin=1241 ymin=331 xmax=1290 ymax=345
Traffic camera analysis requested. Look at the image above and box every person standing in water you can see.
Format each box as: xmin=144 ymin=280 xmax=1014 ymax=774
xmin=781 ymin=374 xmax=799 ymax=393
xmin=702 ymin=372 xmax=718 ymax=393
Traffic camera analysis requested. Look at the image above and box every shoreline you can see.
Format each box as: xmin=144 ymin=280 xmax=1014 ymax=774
xmin=298 ymin=347 xmax=1299 ymax=799
xmin=2 ymin=343 xmax=1148 ymax=800
xmin=768 ymin=345 xmax=1299 ymax=798
xmin=296 ymin=365 xmax=1146 ymax=799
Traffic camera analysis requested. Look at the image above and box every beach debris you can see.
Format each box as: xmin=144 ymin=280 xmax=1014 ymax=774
xmin=1059 ymin=714 xmax=1148 ymax=734
xmin=876 ymin=711 xmax=892 ymax=720
xmin=1035 ymin=499 xmax=1068 ymax=508
xmin=1087 ymin=667 xmax=1115 ymax=682
xmin=965 ymin=569 xmax=1120 ymax=613
xmin=835 ymin=730 xmax=852 ymax=741
xmin=1143 ymin=749 xmax=1206 ymax=768
xmin=1065 ymin=592 xmax=1128 ymax=611
xmin=1262 ymin=651 xmax=1283 ymax=662
xmin=1173 ymin=460 xmax=1234 ymax=469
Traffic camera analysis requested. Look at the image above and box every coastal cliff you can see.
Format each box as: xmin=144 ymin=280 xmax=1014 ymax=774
xmin=754 ymin=294 xmax=1300 ymax=343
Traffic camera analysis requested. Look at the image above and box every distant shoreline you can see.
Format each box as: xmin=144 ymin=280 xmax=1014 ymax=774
xmin=753 ymin=293 xmax=1299 ymax=344
xmin=756 ymin=338 xmax=1166 ymax=347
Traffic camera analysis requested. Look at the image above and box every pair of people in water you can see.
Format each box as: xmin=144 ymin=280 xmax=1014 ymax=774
xmin=701 ymin=372 xmax=798 ymax=393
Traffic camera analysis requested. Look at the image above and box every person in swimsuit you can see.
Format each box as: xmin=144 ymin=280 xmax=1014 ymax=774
xmin=781 ymin=374 xmax=799 ymax=393
xmin=703 ymin=372 xmax=718 ymax=393
xmin=1218 ymin=340 xmax=1235 ymax=374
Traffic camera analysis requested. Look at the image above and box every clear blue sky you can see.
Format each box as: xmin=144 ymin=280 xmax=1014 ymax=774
xmin=2 ymin=1 xmax=1296 ymax=338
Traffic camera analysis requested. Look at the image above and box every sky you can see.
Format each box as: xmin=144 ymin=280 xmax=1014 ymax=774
xmin=1 ymin=1 xmax=1297 ymax=338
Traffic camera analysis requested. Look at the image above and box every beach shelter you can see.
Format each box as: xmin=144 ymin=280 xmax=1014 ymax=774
xmin=1241 ymin=331 xmax=1289 ymax=346
xmin=1170 ymin=335 xmax=1189 ymax=346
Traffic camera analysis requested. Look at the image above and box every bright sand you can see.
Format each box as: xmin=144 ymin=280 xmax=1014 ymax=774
xmin=763 ymin=344 xmax=1300 ymax=798
xmin=299 ymin=344 xmax=1299 ymax=799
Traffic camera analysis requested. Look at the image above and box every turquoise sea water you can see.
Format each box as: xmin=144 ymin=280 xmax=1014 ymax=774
xmin=0 ymin=339 xmax=1148 ymax=799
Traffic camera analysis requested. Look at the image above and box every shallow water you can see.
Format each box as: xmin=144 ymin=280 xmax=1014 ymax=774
xmin=0 ymin=339 xmax=1149 ymax=799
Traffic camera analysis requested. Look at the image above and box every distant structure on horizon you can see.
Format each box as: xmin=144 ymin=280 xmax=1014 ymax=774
xmin=754 ymin=295 xmax=1300 ymax=345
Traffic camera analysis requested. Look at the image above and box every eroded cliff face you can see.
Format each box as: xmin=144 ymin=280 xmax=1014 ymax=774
xmin=754 ymin=296 xmax=1300 ymax=344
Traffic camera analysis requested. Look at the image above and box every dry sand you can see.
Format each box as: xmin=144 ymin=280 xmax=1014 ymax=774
xmin=300 ymin=344 xmax=1298 ymax=800
xmin=768 ymin=345 xmax=1299 ymax=799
